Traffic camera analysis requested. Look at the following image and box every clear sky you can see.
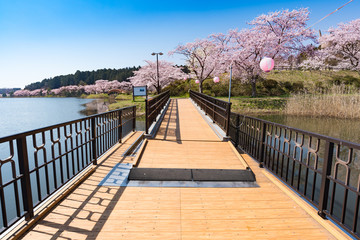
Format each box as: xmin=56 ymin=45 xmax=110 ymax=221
xmin=0 ymin=0 xmax=359 ymax=88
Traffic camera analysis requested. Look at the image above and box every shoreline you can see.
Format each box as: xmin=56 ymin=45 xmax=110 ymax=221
xmin=80 ymin=99 xmax=109 ymax=116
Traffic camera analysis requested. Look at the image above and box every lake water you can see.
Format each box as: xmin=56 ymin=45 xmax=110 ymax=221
xmin=0 ymin=98 xmax=95 ymax=138
xmin=252 ymin=114 xmax=360 ymax=144
xmin=0 ymin=97 xmax=145 ymax=139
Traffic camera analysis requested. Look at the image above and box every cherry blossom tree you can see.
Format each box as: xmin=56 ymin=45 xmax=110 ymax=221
xmin=319 ymin=19 xmax=360 ymax=72
xmin=214 ymin=8 xmax=316 ymax=97
xmin=128 ymin=60 xmax=186 ymax=94
xmin=169 ymin=39 xmax=223 ymax=93
xmin=14 ymin=80 xmax=131 ymax=97
xmin=14 ymin=89 xmax=31 ymax=97
xmin=118 ymin=81 xmax=132 ymax=93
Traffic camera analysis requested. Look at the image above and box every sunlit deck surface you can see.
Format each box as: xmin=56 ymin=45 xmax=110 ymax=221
xmin=21 ymin=99 xmax=349 ymax=239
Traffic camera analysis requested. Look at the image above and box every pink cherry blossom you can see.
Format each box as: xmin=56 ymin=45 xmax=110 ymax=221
xmin=128 ymin=60 xmax=186 ymax=94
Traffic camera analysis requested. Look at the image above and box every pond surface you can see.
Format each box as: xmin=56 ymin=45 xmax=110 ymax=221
xmin=0 ymin=97 xmax=94 ymax=138
xmin=0 ymin=97 xmax=144 ymax=138
xmin=251 ymin=114 xmax=360 ymax=144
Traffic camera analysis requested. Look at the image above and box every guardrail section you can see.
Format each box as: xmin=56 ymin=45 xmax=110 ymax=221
xmin=0 ymin=106 xmax=136 ymax=234
xmin=229 ymin=112 xmax=360 ymax=239
xmin=189 ymin=90 xmax=232 ymax=136
xmin=145 ymin=90 xmax=170 ymax=134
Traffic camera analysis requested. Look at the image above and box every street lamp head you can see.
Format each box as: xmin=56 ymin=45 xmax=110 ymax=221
xmin=151 ymin=53 xmax=156 ymax=56
xmin=159 ymin=52 xmax=163 ymax=55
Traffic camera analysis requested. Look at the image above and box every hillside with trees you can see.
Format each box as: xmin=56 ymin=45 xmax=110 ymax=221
xmin=24 ymin=67 xmax=139 ymax=90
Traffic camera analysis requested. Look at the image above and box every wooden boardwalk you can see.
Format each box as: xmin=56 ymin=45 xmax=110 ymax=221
xmin=138 ymin=99 xmax=248 ymax=169
xmin=20 ymin=99 xmax=350 ymax=240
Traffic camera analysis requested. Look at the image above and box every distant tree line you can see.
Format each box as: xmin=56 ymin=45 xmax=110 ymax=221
xmin=24 ymin=67 xmax=140 ymax=90
xmin=0 ymin=88 xmax=20 ymax=94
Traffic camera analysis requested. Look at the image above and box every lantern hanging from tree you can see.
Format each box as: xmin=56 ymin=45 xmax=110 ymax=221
xmin=260 ymin=57 xmax=275 ymax=72
xmin=195 ymin=80 xmax=200 ymax=84
xmin=213 ymin=77 xmax=220 ymax=83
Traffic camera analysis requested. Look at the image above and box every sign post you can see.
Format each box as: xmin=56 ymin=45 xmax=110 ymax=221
xmin=132 ymin=86 xmax=147 ymax=101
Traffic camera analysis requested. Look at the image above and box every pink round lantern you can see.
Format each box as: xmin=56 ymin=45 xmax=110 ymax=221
xmin=195 ymin=80 xmax=200 ymax=84
xmin=183 ymin=77 xmax=188 ymax=81
xmin=260 ymin=57 xmax=275 ymax=72
xmin=213 ymin=77 xmax=220 ymax=83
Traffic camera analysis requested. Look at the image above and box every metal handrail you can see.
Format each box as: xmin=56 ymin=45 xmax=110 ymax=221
xmin=229 ymin=112 xmax=360 ymax=239
xmin=189 ymin=90 xmax=231 ymax=135
xmin=0 ymin=106 xmax=136 ymax=234
xmin=145 ymin=90 xmax=170 ymax=134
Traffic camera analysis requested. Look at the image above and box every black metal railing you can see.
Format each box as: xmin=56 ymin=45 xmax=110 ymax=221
xmin=189 ymin=90 xmax=232 ymax=136
xmin=0 ymin=106 xmax=136 ymax=234
xmin=145 ymin=90 xmax=170 ymax=134
xmin=229 ymin=112 xmax=360 ymax=239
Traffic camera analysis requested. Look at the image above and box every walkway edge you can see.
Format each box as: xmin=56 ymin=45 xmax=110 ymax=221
xmin=228 ymin=141 xmax=251 ymax=170
xmin=262 ymin=170 xmax=352 ymax=240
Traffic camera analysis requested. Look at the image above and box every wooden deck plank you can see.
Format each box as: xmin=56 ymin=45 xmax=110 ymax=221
xmin=19 ymin=99 xmax=350 ymax=240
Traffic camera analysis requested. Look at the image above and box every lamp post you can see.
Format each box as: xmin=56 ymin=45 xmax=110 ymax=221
xmin=228 ymin=64 xmax=232 ymax=103
xmin=151 ymin=52 xmax=163 ymax=93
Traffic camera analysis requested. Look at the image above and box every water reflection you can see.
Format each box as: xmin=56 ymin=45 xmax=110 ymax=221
xmin=80 ymin=99 xmax=109 ymax=116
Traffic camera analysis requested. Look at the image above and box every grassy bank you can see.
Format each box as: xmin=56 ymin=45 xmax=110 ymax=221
xmin=81 ymin=93 xmax=109 ymax=99
xmin=219 ymin=97 xmax=287 ymax=115
xmin=285 ymin=86 xmax=360 ymax=119
xmin=108 ymin=94 xmax=147 ymax=115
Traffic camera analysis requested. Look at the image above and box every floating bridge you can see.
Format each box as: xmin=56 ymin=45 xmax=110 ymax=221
xmin=0 ymin=90 xmax=358 ymax=239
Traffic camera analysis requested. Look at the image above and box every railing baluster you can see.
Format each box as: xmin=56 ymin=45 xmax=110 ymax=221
xmin=318 ymin=141 xmax=334 ymax=218
xmin=91 ymin=117 xmax=97 ymax=165
xmin=258 ymin=122 xmax=267 ymax=168
xmin=133 ymin=106 xmax=136 ymax=132
xmin=118 ymin=109 xmax=123 ymax=143
xmin=145 ymin=99 xmax=149 ymax=134
xmin=235 ymin=114 xmax=240 ymax=147
xmin=226 ymin=102 xmax=232 ymax=137
xmin=16 ymin=137 xmax=34 ymax=220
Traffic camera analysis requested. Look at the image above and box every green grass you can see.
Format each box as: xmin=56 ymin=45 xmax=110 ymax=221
xmin=81 ymin=93 xmax=109 ymax=99
xmin=109 ymin=94 xmax=147 ymax=115
xmin=217 ymin=96 xmax=287 ymax=114
xmin=266 ymin=70 xmax=360 ymax=90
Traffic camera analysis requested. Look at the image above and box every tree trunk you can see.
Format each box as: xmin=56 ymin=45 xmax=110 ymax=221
xmin=251 ymin=77 xmax=257 ymax=97
xmin=156 ymin=86 xmax=162 ymax=95
xmin=199 ymin=81 xmax=203 ymax=93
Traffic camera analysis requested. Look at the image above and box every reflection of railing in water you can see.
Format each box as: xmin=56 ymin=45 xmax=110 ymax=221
xmin=229 ymin=112 xmax=360 ymax=239
xmin=0 ymin=106 xmax=136 ymax=235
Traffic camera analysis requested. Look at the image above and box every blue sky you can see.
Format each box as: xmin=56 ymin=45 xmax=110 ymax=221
xmin=0 ymin=0 xmax=359 ymax=88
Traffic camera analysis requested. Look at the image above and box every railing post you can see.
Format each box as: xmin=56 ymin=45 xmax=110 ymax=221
xmin=235 ymin=114 xmax=240 ymax=146
xmin=16 ymin=137 xmax=34 ymax=220
xmin=118 ymin=110 xmax=122 ymax=143
xmin=259 ymin=121 xmax=267 ymax=168
xmin=132 ymin=106 xmax=136 ymax=132
xmin=318 ymin=141 xmax=334 ymax=219
xmin=225 ymin=102 xmax=232 ymax=137
xmin=145 ymin=99 xmax=149 ymax=134
xmin=91 ymin=117 xmax=97 ymax=165
xmin=212 ymin=104 xmax=215 ymax=123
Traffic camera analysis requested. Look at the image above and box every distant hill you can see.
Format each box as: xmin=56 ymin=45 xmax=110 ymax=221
xmin=24 ymin=67 xmax=140 ymax=90
xmin=0 ymin=88 xmax=21 ymax=94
